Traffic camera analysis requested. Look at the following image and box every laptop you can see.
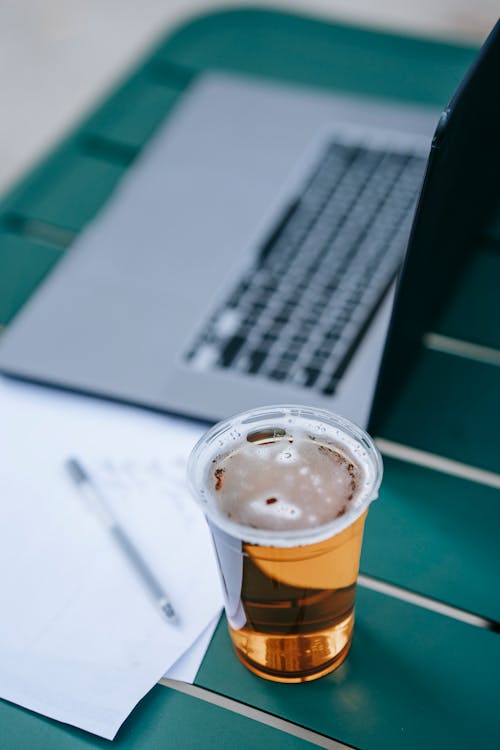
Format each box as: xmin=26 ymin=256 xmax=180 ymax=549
xmin=0 ymin=21 xmax=499 ymax=429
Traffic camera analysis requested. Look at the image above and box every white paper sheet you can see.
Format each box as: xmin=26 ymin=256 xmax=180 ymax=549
xmin=164 ymin=614 xmax=220 ymax=682
xmin=0 ymin=376 xmax=222 ymax=739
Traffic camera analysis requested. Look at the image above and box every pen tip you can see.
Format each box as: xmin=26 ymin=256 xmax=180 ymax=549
xmin=160 ymin=602 xmax=178 ymax=625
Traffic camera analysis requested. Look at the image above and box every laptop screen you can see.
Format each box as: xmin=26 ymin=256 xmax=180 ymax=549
xmin=369 ymin=19 xmax=500 ymax=432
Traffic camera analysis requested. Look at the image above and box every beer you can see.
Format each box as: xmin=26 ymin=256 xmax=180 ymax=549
xmin=188 ymin=406 xmax=382 ymax=683
xmin=230 ymin=512 xmax=367 ymax=681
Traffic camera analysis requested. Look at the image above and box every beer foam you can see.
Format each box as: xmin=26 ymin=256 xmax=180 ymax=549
xmin=207 ymin=428 xmax=365 ymax=532
xmin=189 ymin=406 xmax=382 ymax=547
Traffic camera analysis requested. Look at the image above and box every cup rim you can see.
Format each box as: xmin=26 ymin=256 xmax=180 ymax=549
xmin=187 ymin=404 xmax=383 ymax=548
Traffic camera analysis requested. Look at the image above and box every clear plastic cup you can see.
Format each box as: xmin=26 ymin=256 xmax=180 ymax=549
xmin=188 ymin=405 xmax=383 ymax=682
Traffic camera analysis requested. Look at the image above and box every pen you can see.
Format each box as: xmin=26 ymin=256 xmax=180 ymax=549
xmin=65 ymin=457 xmax=178 ymax=625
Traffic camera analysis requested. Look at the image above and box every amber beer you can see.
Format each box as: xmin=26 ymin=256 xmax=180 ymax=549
xmin=188 ymin=405 xmax=382 ymax=683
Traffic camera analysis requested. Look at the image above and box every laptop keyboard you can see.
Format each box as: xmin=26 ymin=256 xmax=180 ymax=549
xmin=186 ymin=141 xmax=427 ymax=395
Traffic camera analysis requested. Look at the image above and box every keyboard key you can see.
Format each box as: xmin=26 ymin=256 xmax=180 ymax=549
xmin=248 ymin=349 xmax=268 ymax=374
xmin=322 ymin=374 xmax=339 ymax=396
xmin=219 ymin=334 xmax=246 ymax=366
xmin=303 ymin=367 xmax=321 ymax=387
xmin=269 ymin=368 xmax=288 ymax=381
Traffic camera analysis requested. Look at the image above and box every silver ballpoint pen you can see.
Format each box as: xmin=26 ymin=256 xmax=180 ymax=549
xmin=65 ymin=457 xmax=178 ymax=625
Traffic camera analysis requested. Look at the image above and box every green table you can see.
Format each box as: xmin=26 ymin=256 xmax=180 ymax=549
xmin=1 ymin=8 xmax=499 ymax=749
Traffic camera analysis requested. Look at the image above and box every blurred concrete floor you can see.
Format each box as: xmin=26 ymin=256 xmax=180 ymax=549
xmin=0 ymin=0 xmax=498 ymax=195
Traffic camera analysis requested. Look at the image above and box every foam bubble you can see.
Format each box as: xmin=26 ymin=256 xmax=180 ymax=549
xmin=249 ymin=496 xmax=302 ymax=520
xmin=275 ymin=449 xmax=297 ymax=464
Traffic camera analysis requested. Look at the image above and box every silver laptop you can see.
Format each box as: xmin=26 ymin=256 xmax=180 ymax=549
xmin=0 ymin=73 xmax=438 ymax=426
